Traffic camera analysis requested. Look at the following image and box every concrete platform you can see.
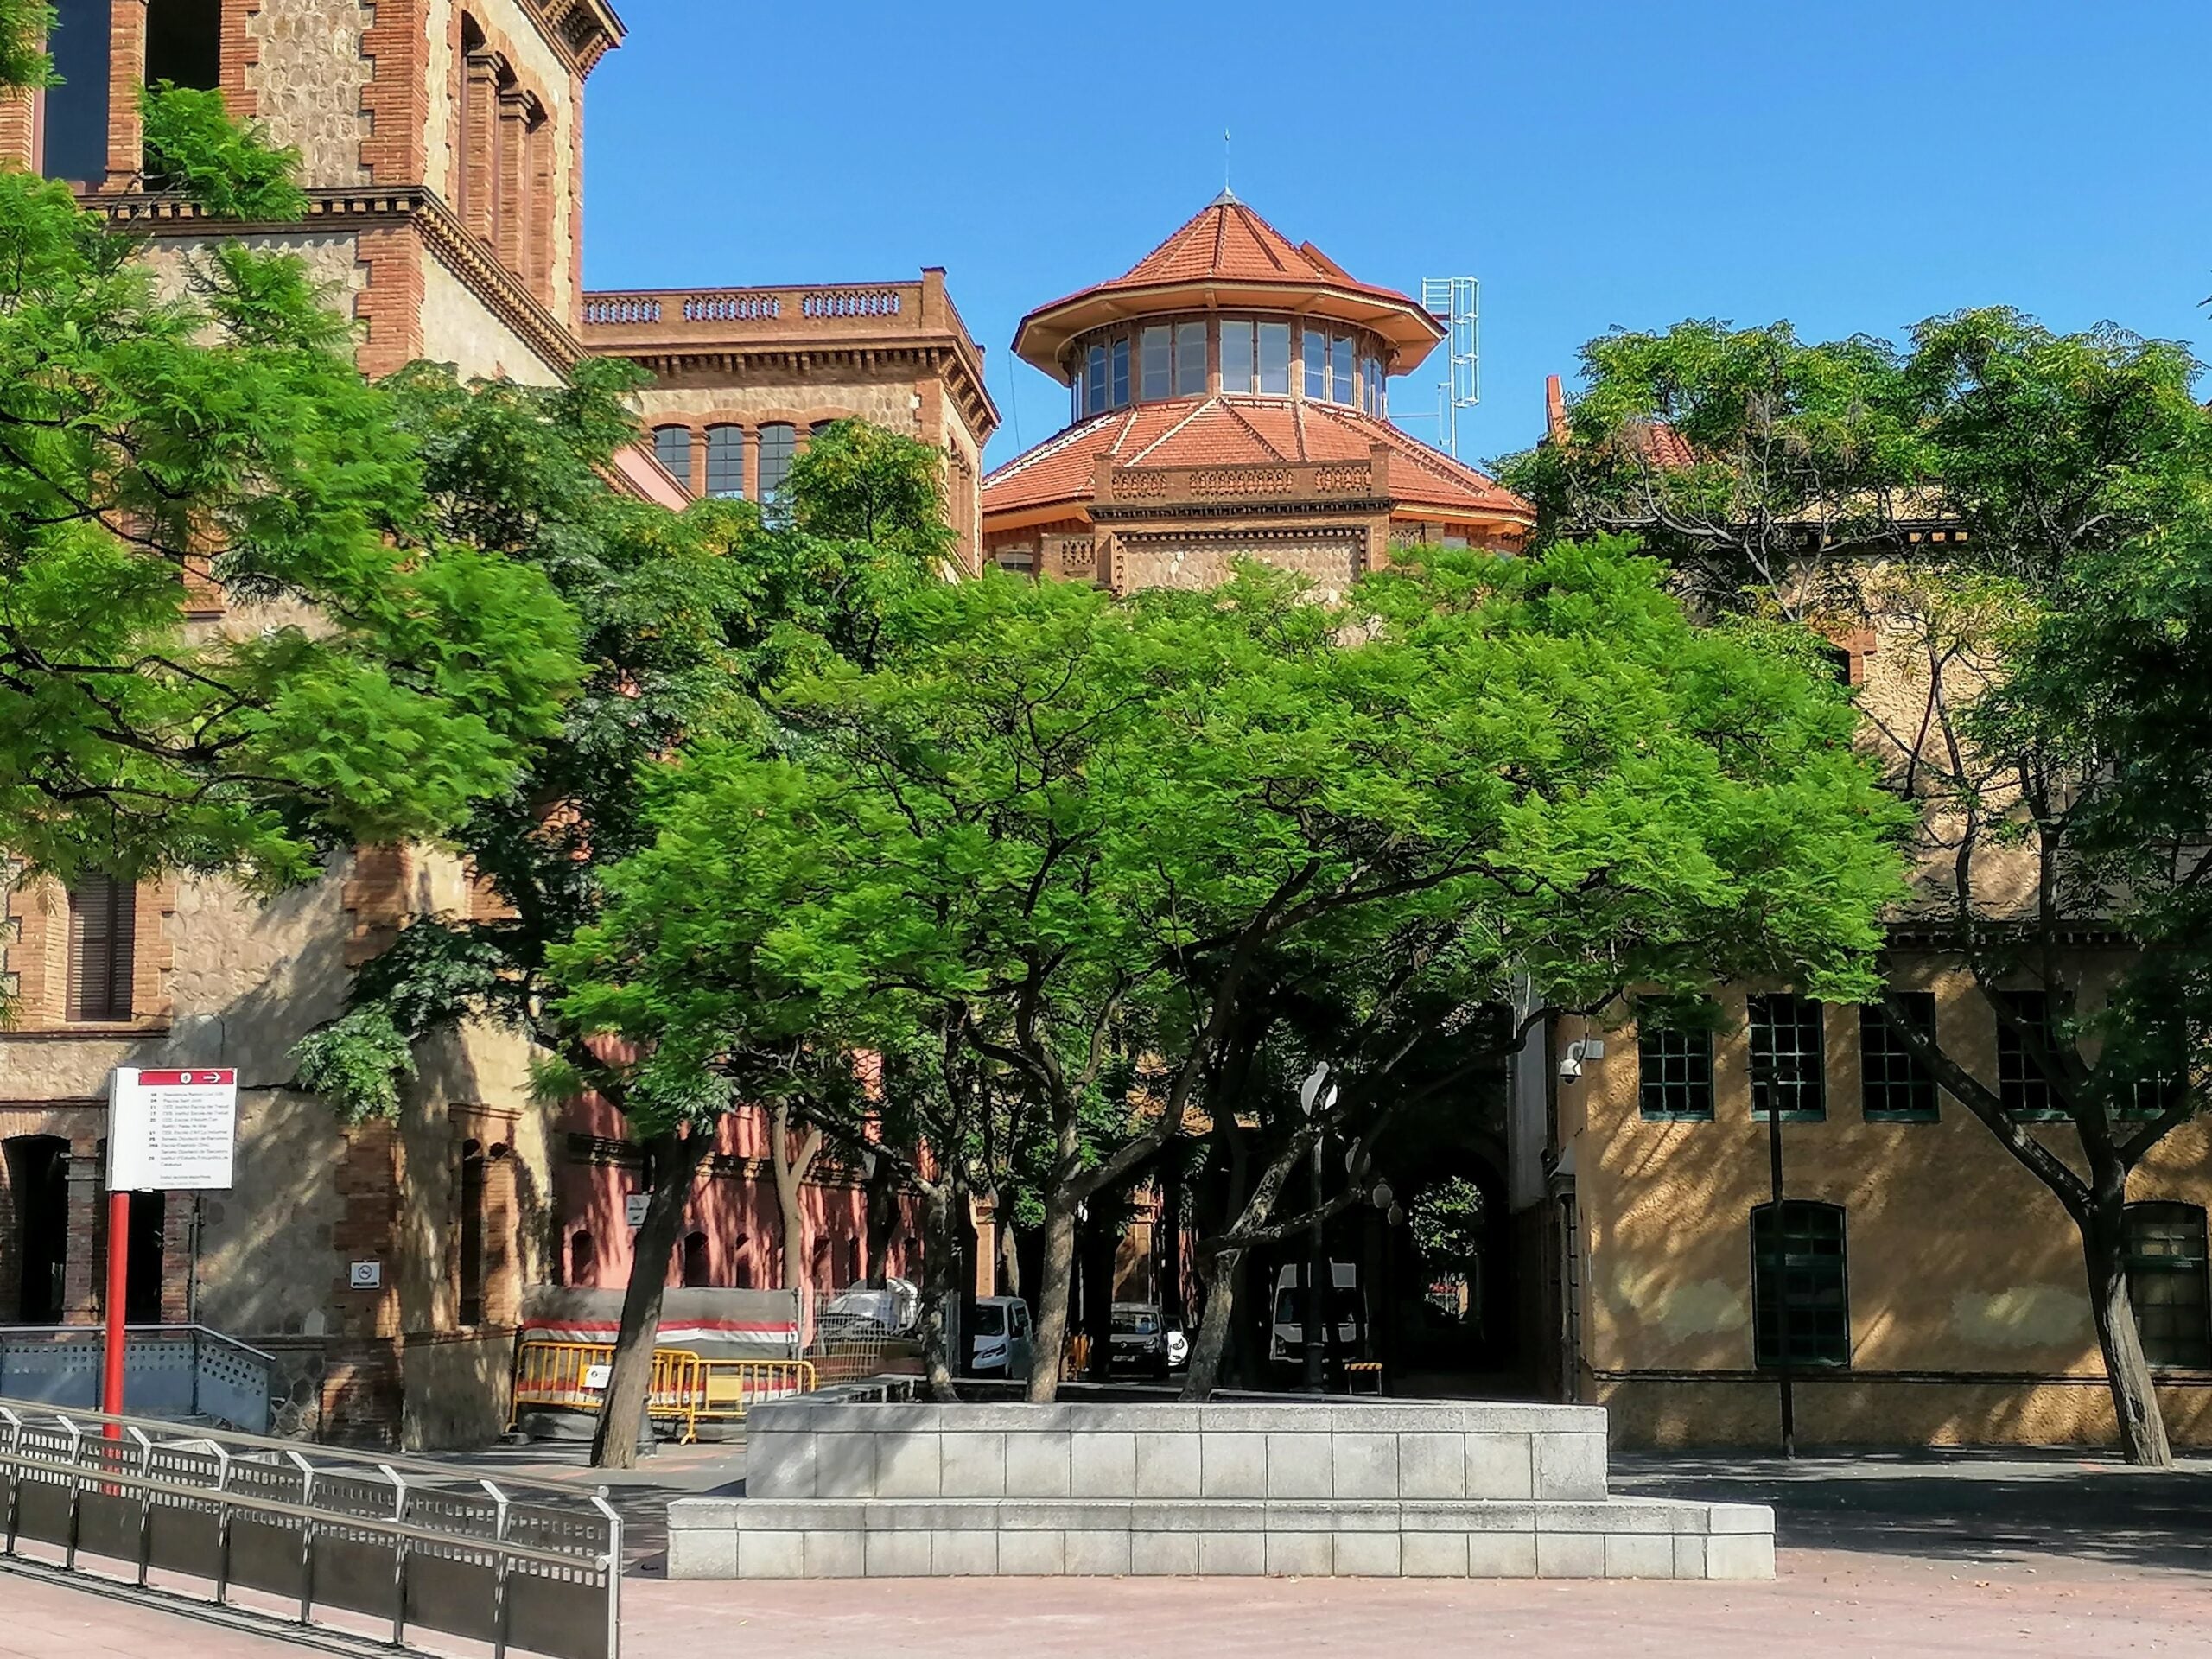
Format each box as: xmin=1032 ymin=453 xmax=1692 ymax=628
xmin=666 ymin=1400 xmax=1776 ymax=1580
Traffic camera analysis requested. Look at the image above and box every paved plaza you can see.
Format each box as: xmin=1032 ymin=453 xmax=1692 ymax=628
xmin=3 ymin=1451 xmax=2206 ymax=1656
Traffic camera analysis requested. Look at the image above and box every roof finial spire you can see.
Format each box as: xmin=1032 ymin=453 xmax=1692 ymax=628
xmin=1213 ymin=129 xmax=1236 ymax=206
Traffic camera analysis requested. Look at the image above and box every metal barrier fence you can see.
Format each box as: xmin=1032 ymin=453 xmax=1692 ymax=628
xmin=0 ymin=1325 xmax=275 ymax=1433
xmin=0 ymin=1397 xmax=620 ymax=1659
xmin=509 ymin=1343 xmax=813 ymax=1443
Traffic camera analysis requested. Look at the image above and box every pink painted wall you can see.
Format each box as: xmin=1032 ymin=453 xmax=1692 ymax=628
xmin=553 ymin=1091 xmax=922 ymax=1294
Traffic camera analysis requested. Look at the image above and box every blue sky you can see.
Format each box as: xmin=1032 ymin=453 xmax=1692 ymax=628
xmin=582 ymin=0 xmax=2211 ymax=474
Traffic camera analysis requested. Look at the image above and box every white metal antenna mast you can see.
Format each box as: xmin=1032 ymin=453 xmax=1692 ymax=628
xmin=1417 ymin=276 xmax=1480 ymax=460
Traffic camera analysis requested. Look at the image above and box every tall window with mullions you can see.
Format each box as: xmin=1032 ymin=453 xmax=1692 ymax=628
xmin=757 ymin=423 xmax=798 ymax=503
xmin=1637 ymin=1020 xmax=1714 ymax=1121
xmin=1751 ymin=1201 xmax=1850 ymax=1368
xmin=2123 ymin=1203 xmax=2211 ymax=1369
xmin=1749 ymin=993 xmax=1825 ymax=1121
xmin=704 ymin=425 xmax=745 ymax=499
xmin=1996 ymin=989 xmax=2066 ymax=1121
xmin=1860 ymin=994 xmax=1939 ymax=1122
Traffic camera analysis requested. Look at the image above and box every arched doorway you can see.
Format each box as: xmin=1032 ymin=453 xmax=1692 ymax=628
xmin=4 ymin=1136 xmax=70 ymax=1324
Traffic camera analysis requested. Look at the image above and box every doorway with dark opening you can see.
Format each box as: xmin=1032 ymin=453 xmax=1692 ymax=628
xmin=5 ymin=1136 xmax=71 ymax=1324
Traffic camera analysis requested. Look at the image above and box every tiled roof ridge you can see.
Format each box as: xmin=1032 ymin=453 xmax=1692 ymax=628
xmin=1127 ymin=397 xmax=1219 ymax=466
xmin=1216 ymin=397 xmax=1290 ymax=461
xmin=982 ymin=406 xmax=1128 ymax=485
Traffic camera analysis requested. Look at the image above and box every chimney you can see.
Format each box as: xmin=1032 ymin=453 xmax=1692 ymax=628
xmin=1545 ymin=374 xmax=1568 ymax=444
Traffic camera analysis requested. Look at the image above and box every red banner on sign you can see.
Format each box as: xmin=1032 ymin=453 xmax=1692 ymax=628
xmin=136 ymin=1070 xmax=237 ymax=1087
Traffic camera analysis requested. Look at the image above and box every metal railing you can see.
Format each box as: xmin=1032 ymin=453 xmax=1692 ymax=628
xmin=509 ymin=1343 xmax=814 ymax=1444
xmin=0 ymin=1397 xmax=620 ymax=1659
xmin=0 ymin=1325 xmax=275 ymax=1433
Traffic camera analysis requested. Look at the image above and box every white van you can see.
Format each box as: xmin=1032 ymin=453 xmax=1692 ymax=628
xmin=964 ymin=1295 xmax=1034 ymax=1380
xmin=1269 ymin=1262 xmax=1364 ymax=1368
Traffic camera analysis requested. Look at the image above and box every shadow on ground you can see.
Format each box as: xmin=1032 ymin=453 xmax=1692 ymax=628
xmin=1611 ymin=1448 xmax=2212 ymax=1573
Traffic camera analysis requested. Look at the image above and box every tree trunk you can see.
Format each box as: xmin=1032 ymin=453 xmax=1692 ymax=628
xmin=864 ymin=1154 xmax=900 ymax=1288
xmin=2083 ymin=1205 xmax=2174 ymax=1466
xmin=996 ymin=1205 xmax=1020 ymax=1298
xmin=918 ymin=1179 xmax=961 ymax=1402
xmin=1026 ymin=1188 xmax=1078 ymax=1402
xmin=590 ymin=1129 xmax=708 ymax=1469
xmin=1182 ymin=1246 xmax=1241 ymax=1400
xmin=769 ymin=1101 xmax=823 ymax=1296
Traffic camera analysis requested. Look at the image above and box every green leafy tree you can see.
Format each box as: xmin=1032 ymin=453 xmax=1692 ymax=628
xmin=1516 ymin=308 xmax=2212 ymax=1464
xmin=291 ymin=388 xmax=957 ymax=1464
xmin=550 ymin=542 xmax=1906 ymax=1406
xmin=0 ymin=79 xmax=575 ymax=890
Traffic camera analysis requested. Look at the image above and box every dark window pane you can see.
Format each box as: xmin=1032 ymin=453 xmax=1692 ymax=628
xmin=1861 ymin=995 xmax=1939 ymax=1122
xmin=1997 ymin=990 xmax=2066 ymax=1120
xmin=1221 ymin=321 xmax=1254 ymax=393
xmin=1303 ymin=327 xmax=1327 ymax=397
xmin=1749 ymin=994 xmax=1825 ymax=1121
xmin=146 ymin=0 xmax=223 ymax=93
xmin=67 ymin=875 xmax=136 ymax=1022
xmin=1086 ymin=344 xmax=1108 ymax=416
xmin=758 ymin=422 xmax=797 ymax=501
xmin=704 ymin=425 xmax=745 ymax=499
xmin=1174 ymin=321 xmax=1207 ymax=396
xmin=1637 ymin=1020 xmax=1714 ymax=1121
xmin=1258 ymin=322 xmax=1291 ymax=395
xmin=2123 ymin=1204 xmax=2210 ymax=1369
xmin=1751 ymin=1201 xmax=1850 ymax=1368
xmin=1140 ymin=325 xmax=1171 ymax=400
xmin=1111 ymin=337 xmax=1130 ymax=407
xmin=652 ymin=424 xmax=692 ymax=483
xmin=458 ymin=1141 xmax=486 ymax=1325
xmin=45 ymin=0 xmax=112 ymax=185
xmin=1330 ymin=335 xmax=1354 ymax=404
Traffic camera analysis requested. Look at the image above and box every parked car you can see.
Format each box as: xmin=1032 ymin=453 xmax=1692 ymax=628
xmin=1109 ymin=1302 xmax=1172 ymax=1379
xmin=966 ymin=1295 xmax=1034 ymax=1380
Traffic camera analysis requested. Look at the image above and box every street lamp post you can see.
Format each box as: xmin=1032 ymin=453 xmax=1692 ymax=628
xmin=1298 ymin=1065 xmax=1338 ymax=1393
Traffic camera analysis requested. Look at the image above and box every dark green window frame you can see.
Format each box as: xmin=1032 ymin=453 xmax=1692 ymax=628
xmin=2123 ymin=1203 xmax=2211 ymax=1370
xmin=1637 ymin=1023 xmax=1714 ymax=1121
xmin=1860 ymin=995 xmax=1939 ymax=1122
xmin=1751 ymin=1200 xmax=1850 ymax=1369
xmin=1997 ymin=989 xmax=2068 ymax=1121
xmin=1749 ymin=994 xmax=1825 ymax=1122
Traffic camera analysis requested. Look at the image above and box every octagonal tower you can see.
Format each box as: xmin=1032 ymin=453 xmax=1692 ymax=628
xmin=981 ymin=194 xmax=1532 ymax=596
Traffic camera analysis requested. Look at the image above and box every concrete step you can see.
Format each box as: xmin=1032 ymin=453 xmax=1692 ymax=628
xmin=668 ymin=1492 xmax=1777 ymax=1580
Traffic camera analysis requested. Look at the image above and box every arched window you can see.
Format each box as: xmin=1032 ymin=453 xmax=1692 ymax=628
xmin=704 ymin=425 xmax=746 ymax=499
xmin=729 ymin=1243 xmax=753 ymax=1290
xmin=757 ymin=423 xmax=797 ymax=502
xmin=2124 ymin=1203 xmax=2210 ymax=1369
xmin=810 ymin=419 xmax=840 ymax=442
xmin=1750 ymin=1201 xmax=1848 ymax=1369
xmin=67 ymin=875 xmax=136 ymax=1022
xmin=653 ymin=425 xmax=692 ymax=485
xmin=568 ymin=1230 xmax=595 ymax=1287
xmin=681 ymin=1230 xmax=712 ymax=1288
xmin=458 ymin=1141 xmax=486 ymax=1325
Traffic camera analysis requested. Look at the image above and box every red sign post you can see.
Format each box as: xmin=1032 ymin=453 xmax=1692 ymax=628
xmin=105 ymin=1068 xmax=238 ymax=1438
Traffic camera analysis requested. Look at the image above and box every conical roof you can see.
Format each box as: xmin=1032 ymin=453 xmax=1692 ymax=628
xmin=1013 ymin=199 xmax=1447 ymax=378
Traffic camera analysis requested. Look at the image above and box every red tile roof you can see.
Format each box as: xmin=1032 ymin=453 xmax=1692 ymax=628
xmin=982 ymin=396 xmax=1532 ymax=525
xmin=1014 ymin=195 xmax=1447 ymax=377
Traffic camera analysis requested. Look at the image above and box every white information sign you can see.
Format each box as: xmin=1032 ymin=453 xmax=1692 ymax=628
xmin=349 ymin=1262 xmax=382 ymax=1290
xmin=624 ymin=1193 xmax=650 ymax=1229
xmin=582 ymin=1364 xmax=613 ymax=1391
xmin=108 ymin=1067 xmax=238 ymax=1192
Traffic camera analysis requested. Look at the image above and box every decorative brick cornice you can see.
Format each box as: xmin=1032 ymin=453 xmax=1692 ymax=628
xmin=89 ymin=188 xmax=586 ymax=376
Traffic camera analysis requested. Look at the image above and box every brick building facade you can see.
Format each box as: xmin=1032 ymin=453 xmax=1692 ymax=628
xmin=580 ymin=272 xmax=998 ymax=569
